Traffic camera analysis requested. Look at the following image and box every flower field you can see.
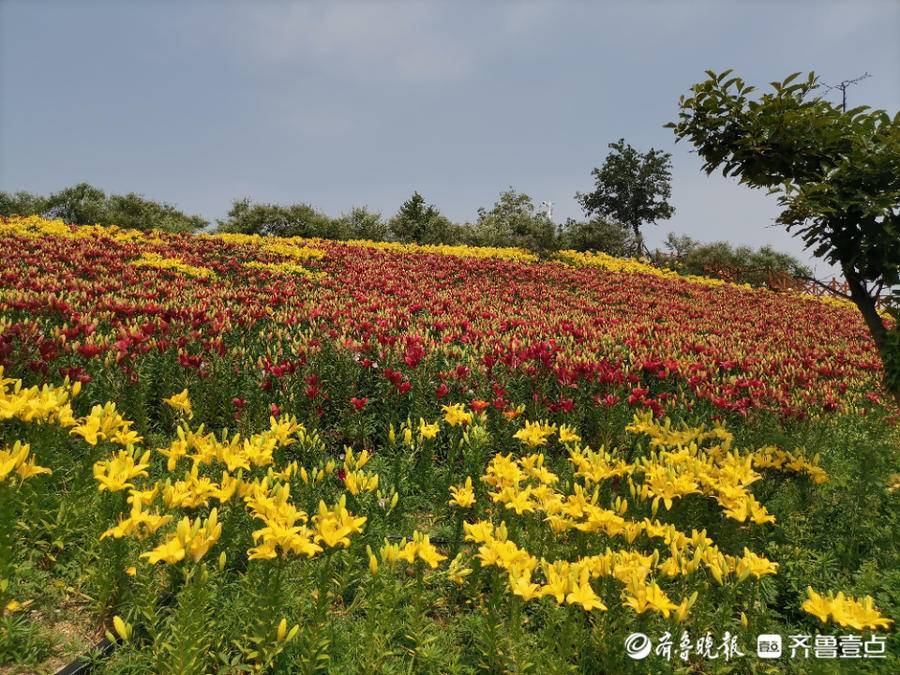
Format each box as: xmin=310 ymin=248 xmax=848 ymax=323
xmin=0 ymin=215 xmax=897 ymax=673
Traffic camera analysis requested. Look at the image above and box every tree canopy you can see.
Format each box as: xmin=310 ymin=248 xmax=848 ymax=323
xmin=388 ymin=192 xmax=459 ymax=245
xmin=0 ymin=183 xmax=207 ymax=232
xmin=668 ymin=70 xmax=899 ymax=400
xmin=217 ymin=198 xmax=337 ymax=239
xmin=659 ymin=233 xmax=810 ymax=288
xmin=576 ymin=139 xmax=674 ymax=254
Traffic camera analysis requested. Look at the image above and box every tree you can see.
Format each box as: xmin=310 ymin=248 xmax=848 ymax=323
xmin=217 ymin=198 xmax=334 ymax=239
xmin=470 ymin=188 xmax=559 ymax=257
xmin=43 ymin=183 xmax=109 ymax=225
xmin=0 ymin=190 xmax=49 ymax=218
xmin=105 ymin=192 xmax=207 ymax=233
xmin=658 ymin=233 xmax=810 ymax=287
xmin=333 ymin=206 xmax=388 ymax=242
xmin=668 ymin=70 xmax=899 ymax=402
xmin=560 ymin=217 xmax=635 ymax=256
xmin=388 ymin=192 xmax=458 ymax=245
xmin=576 ymin=139 xmax=675 ymax=255
xmin=0 ymin=182 xmax=206 ymax=232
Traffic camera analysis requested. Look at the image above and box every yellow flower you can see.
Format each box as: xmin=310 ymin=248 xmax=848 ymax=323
xmin=0 ymin=441 xmax=51 ymax=483
xmin=802 ymin=587 xmax=833 ymax=624
xmin=448 ymin=554 xmax=472 ymax=586
xmin=558 ymin=424 xmax=581 ymax=445
xmin=509 ymin=570 xmax=542 ymax=601
xmin=72 ymin=402 xmax=141 ymax=447
xmin=140 ymin=509 xmax=222 ymax=565
xmin=94 ymin=448 xmax=151 ymax=492
xmin=275 ymin=617 xmax=299 ymax=643
xmin=418 ymin=418 xmax=440 ymax=440
xmin=442 ymin=404 xmax=472 ymax=427
xmin=101 ymin=495 xmax=172 ymax=540
xmin=833 ymin=593 xmax=893 ymax=630
xmin=735 ymin=548 xmax=778 ymax=580
xmin=674 ymin=591 xmax=698 ymax=622
xmin=622 ymin=581 xmax=678 ymax=618
xmin=449 ymin=477 xmax=476 ymax=508
xmin=411 ymin=531 xmax=447 ymax=569
xmin=513 ymin=420 xmax=556 ymax=448
xmin=802 ymin=588 xmax=893 ymax=630
xmin=112 ymin=616 xmax=132 ymax=642
xmin=344 ymin=470 xmax=379 ymax=496
xmin=163 ymin=389 xmax=193 ymax=419
xmin=540 ymin=561 xmax=573 ymax=604
xmin=463 ymin=520 xmax=495 ymax=544
xmin=312 ymin=495 xmax=367 ymax=548
xmin=565 ymin=569 xmax=607 ymax=611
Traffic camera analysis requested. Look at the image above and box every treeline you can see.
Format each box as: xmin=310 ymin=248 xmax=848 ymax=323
xmin=0 ymin=183 xmax=206 ymax=233
xmin=1 ymin=182 xmax=809 ymax=287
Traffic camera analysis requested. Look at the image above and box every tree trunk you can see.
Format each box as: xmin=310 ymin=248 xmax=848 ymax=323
xmin=631 ymin=224 xmax=645 ymax=257
xmin=842 ymin=262 xmax=900 ymax=406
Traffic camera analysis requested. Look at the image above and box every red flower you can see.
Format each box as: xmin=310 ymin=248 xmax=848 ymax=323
xmin=470 ymin=399 xmax=489 ymax=413
xmin=77 ymin=343 xmax=105 ymax=358
xmin=597 ymin=393 xmax=620 ymax=407
xmin=270 ymin=403 xmax=281 ymax=418
xmin=350 ymin=396 xmax=369 ymax=411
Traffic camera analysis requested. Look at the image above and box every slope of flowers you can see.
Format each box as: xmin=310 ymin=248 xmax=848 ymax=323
xmin=0 ymin=216 xmax=896 ymax=672
xmin=0 ymin=216 xmax=886 ymax=420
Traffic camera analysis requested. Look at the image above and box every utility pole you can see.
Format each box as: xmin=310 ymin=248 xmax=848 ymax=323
xmin=824 ymin=72 xmax=871 ymax=112
xmin=541 ymin=200 xmax=553 ymax=221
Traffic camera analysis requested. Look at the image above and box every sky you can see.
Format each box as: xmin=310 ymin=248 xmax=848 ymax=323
xmin=1 ymin=0 xmax=898 ymax=275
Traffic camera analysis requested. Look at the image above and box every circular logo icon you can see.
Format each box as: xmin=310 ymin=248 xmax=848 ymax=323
xmin=625 ymin=632 xmax=652 ymax=660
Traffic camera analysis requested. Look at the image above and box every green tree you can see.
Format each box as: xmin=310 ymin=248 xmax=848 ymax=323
xmin=217 ymin=199 xmax=335 ymax=238
xmin=43 ymin=183 xmax=109 ymax=225
xmin=388 ymin=192 xmax=458 ymax=245
xmin=560 ymin=217 xmax=635 ymax=256
xmin=576 ymin=139 xmax=675 ymax=255
xmin=105 ymin=192 xmax=207 ymax=232
xmin=1 ymin=182 xmax=206 ymax=232
xmin=334 ymin=206 xmax=388 ymax=242
xmin=0 ymin=190 xmax=49 ymax=218
xmin=469 ymin=188 xmax=559 ymax=257
xmin=668 ymin=70 xmax=899 ymax=402
xmin=659 ymin=233 xmax=810 ymax=287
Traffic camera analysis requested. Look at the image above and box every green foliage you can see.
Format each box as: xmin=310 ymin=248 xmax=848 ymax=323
xmin=669 ymin=70 xmax=900 ymax=400
xmin=0 ymin=183 xmax=207 ymax=232
xmin=576 ymin=139 xmax=675 ymax=254
xmin=0 ymin=615 xmax=54 ymax=667
xmin=659 ymin=233 xmax=811 ymax=287
xmin=333 ymin=206 xmax=388 ymax=242
xmin=560 ymin=217 xmax=635 ymax=256
xmin=388 ymin=192 xmax=460 ymax=245
xmin=470 ymin=188 xmax=560 ymax=257
xmin=154 ymin=567 xmax=213 ymax=675
xmin=0 ymin=191 xmax=49 ymax=219
xmin=217 ymin=198 xmax=338 ymax=239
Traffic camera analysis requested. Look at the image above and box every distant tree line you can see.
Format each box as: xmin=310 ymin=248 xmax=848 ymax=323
xmin=657 ymin=234 xmax=811 ymax=286
xmin=0 ymin=183 xmax=206 ymax=233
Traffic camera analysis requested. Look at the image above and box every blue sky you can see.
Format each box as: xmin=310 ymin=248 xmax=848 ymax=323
xmin=2 ymin=1 xmax=898 ymax=273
